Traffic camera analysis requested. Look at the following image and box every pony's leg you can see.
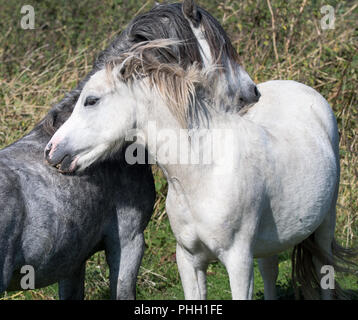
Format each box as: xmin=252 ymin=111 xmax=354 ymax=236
xmin=312 ymin=208 xmax=336 ymax=300
xmin=105 ymin=232 xmax=145 ymax=300
xmin=258 ymin=255 xmax=279 ymax=300
xmin=104 ymin=243 xmax=121 ymax=300
xmin=176 ymin=243 xmax=208 ymax=300
xmin=58 ymin=263 xmax=86 ymax=300
xmin=221 ymin=240 xmax=255 ymax=300
xmin=118 ymin=233 xmax=146 ymax=300
xmin=220 ymin=207 xmax=262 ymax=300
xmin=0 ymin=260 xmax=13 ymax=295
xmin=248 ymin=270 xmax=254 ymax=298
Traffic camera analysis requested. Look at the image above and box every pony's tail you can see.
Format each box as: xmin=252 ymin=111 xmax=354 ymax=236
xmin=291 ymin=234 xmax=358 ymax=299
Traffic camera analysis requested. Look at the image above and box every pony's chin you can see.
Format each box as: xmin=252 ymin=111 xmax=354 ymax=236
xmin=72 ymin=153 xmax=103 ymax=173
xmin=56 ymin=155 xmax=79 ymax=174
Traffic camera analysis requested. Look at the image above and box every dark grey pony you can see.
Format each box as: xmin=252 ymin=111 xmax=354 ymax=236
xmin=0 ymin=57 xmax=156 ymax=300
xmin=0 ymin=2 xmax=257 ymax=300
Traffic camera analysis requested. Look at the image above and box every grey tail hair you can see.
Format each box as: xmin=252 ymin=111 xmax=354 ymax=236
xmin=291 ymin=234 xmax=358 ymax=299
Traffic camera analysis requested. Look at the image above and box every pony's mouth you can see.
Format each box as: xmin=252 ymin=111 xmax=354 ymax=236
xmin=44 ymin=140 xmax=82 ymax=174
xmin=47 ymin=154 xmax=79 ymax=174
xmin=45 ymin=140 xmax=116 ymax=174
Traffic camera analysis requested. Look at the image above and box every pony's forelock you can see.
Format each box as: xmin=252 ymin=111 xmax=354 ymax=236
xmin=106 ymin=39 xmax=210 ymax=128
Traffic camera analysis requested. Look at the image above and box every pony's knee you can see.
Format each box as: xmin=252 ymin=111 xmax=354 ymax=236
xmin=116 ymin=281 xmax=136 ymax=300
xmin=258 ymin=255 xmax=279 ymax=279
xmin=0 ymin=280 xmax=4 ymax=295
xmin=0 ymin=267 xmax=13 ymax=294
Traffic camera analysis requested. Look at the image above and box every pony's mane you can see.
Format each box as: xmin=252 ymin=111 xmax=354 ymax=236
xmin=107 ymin=39 xmax=210 ymax=128
xmin=35 ymin=2 xmax=241 ymax=136
xmin=125 ymin=3 xmax=240 ymax=68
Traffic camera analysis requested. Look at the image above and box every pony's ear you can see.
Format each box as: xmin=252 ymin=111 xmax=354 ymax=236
xmin=182 ymin=0 xmax=201 ymax=28
xmin=108 ymin=62 xmax=126 ymax=82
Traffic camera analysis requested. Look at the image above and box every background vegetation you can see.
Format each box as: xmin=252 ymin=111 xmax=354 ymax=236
xmin=0 ymin=0 xmax=357 ymax=299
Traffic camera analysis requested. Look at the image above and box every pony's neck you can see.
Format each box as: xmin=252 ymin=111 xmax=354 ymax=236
xmin=137 ymin=90 xmax=238 ymax=180
xmin=131 ymin=68 xmax=250 ymax=180
xmin=139 ymin=94 xmax=184 ymax=170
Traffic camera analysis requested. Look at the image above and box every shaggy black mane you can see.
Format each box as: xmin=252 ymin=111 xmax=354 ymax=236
xmin=36 ymin=2 xmax=240 ymax=136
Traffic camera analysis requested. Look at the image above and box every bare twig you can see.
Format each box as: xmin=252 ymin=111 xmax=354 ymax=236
xmin=285 ymin=0 xmax=308 ymax=55
xmin=266 ymin=0 xmax=280 ymax=77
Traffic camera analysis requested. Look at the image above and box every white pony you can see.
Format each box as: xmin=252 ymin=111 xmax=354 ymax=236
xmin=44 ymin=2 xmax=356 ymax=300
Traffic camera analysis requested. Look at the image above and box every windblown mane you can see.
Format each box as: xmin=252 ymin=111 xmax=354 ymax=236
xmin=107 ymin=39 xmax=211 ymax=128
xmin=34 ymin=2 xmax=241 ymax=136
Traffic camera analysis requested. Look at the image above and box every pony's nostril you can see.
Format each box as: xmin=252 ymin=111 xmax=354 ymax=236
xmin=45 ymin=143 xmax=52 ymax=159
xmin=254 ymin=86 xmax=259 ymax=97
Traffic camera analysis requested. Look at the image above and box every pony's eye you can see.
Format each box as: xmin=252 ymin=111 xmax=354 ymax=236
xmin=84 ymin=96 xmax=100 ymax=107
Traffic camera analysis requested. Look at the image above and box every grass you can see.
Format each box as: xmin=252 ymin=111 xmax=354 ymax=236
xmin=0 ymin=0 xmax=357 ymax=300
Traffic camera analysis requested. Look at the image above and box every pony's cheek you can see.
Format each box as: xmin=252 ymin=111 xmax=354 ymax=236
xmin=60 ymin=155 xmax=79 ymax=174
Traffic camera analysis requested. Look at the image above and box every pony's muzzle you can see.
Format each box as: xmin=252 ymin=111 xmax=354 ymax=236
xmin=45 ymin=141 xmax=78 ymax=173
xmin=240 ymin=84 xmax=261 ymax=105
xmin=253 ymin=85 xmax=261 ymax=100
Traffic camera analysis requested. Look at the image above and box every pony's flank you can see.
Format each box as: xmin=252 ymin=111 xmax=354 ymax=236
xmin=106 ymin=39 xmax=209 ymax=128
